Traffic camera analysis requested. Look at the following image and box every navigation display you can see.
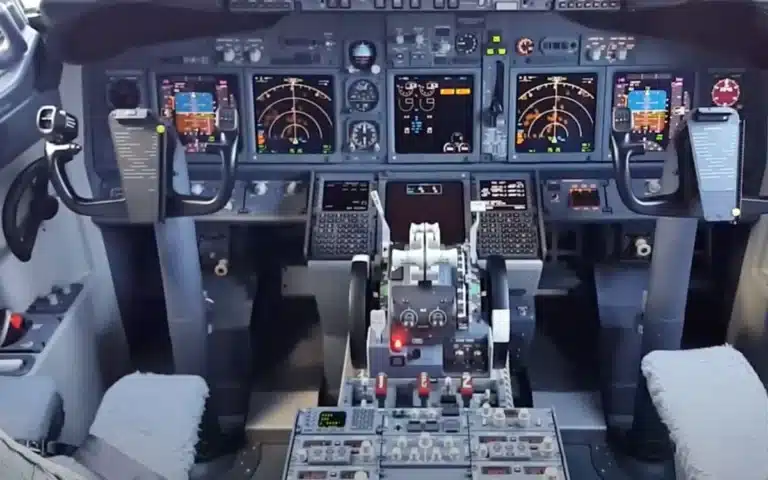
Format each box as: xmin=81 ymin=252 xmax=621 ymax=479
xmin=157 ymin=74 xmax=238 ymax=154
xmin=385 ymin=181 xmax=466 ymax=246
xmin=322 ymin=181 xmax=369 ymax=212
xmin=479 ymin=180 xmax=528 ymax=211
xmin=393 ymin=74 xmax=474 ymax=154
xmin=253 ymin=75 xmax=335 ymax=155
xmin=515 ymin=73 xmax=598 ymax=154
xmin=612 ymin=72 xmax=693 ymax=152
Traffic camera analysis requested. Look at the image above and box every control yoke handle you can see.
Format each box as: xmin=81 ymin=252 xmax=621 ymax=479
xmin=168 ymin=106 xmax=240 ymax=218
xmin=38 ymin=106 xmax=126 ymax=218
xmin=609 ymin=111 xmax=684 ymax=217
xmin=38 ymin=105 xmax=241 ymax=222
xmin=610 ymin=106 xmax=741 ymax=220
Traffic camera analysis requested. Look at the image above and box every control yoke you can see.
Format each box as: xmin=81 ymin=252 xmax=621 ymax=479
xmin=610 ymin=106 xmax=741 ymax=222
xmin=37 ymin=106 xmax=240 ymax=223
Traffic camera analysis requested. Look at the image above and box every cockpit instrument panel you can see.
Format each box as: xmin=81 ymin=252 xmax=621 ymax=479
xmin=611 ymin=71 xmax=693 ymax=153
xmin=392 ymin=74 xmax=474 ymax=155
xmin=385 ymin=181 xmax=466 ymax=246
xmin=515 ymin=73 xmax=598 ymax=154
xmin=158 ymin=74 xmax=238 ymax=154
xmin=253 ymin=75 xmax=336 ymax=155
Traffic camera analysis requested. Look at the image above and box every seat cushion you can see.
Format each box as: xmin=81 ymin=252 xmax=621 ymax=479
xmin=88 ymin=372 xmax=209 ymax=480
xmin=642 ymin=345 xmax=768 ymax=480
xmin=0 ymin=375 xmax=63 ymax=441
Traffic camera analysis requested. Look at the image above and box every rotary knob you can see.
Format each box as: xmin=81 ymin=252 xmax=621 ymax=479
xmin=248 ymin=48 xmax=262 ymax=63
xmin=428 ymin=308 xmax=447 ymax=327
xmin=253 ymin=181 xmax=268 ymax=196
xmin=220 ymin=48 xmax=236 ymax=63
xmin=399 ymin=308 xmax=418 ymax=327
xmin=586 ymin=47 xmax=602 ymax=62
xmin=516 ymin=408 xmax=531 ymax=427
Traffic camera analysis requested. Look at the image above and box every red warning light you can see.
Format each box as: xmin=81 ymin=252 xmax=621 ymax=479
xmin=392 ymin=337 xmax=403 ymax=351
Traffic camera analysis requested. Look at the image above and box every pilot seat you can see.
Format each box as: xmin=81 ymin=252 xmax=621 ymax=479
xmin=0 ymin=373 xmax=209 ymax=479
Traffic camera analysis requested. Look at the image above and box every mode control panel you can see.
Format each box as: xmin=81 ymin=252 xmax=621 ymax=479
xmin=283 ymin=407 xmax=568 ymax=479
xmin=473 ymin=175 xmax=540 ymax=259
xmin=311 ymin=177 xmax=375 ymax=259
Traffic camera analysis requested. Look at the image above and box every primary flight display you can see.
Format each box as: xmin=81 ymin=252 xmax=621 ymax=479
xmin=611 ymin=71 xmax=693 ymax=152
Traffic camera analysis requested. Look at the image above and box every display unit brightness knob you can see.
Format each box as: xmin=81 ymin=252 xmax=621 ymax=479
xmin=248 ymin=48 xmax=262 ymax=63
xmin=221 ymin=48 xmax=236 ymax=63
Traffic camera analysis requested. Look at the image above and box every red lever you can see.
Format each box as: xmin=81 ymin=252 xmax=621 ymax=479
xmin=460 ymin=372 xmax=474 ymax=400
xmin=375 ymin=373 xmax=388 ymax=400
xmin=417 ymin=372 xmax=430 ymax=399
xmin=9 ymin=313 xmax=22 ymax=330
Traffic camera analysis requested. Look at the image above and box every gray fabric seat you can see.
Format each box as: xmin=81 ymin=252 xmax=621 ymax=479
xmin=0 ymin=372 xmax=209 ymax=480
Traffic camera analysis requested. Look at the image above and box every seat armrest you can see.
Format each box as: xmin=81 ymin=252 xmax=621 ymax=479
xmin=0 ymin=375 xmax=63 ymax=442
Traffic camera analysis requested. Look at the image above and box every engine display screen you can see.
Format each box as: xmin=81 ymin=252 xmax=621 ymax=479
xmin=253 ymin=75 xmax=335 ymax=155
xmin=515 ymin=73 xmax=598 ymax=154
xmin=157 ymin=74 xmax=238 ymax=154
xmin=317 ymin=411 xmax=346 ymax=428
xmin=612 ymin=72 xmax=693 ymax=152
xmin=393 ymin=74 xmax=474 ymax=154
xmin=479 ymin=180 xmax=528 ymax=211
xmin=385 ymin=181 xmax=466 ymax=246
xmin=322 ymin=181 xmax=369 ymax=212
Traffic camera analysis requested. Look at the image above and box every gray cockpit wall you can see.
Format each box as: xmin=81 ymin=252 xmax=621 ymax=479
xmin=0 ymin=8 xmax=131 ymax=446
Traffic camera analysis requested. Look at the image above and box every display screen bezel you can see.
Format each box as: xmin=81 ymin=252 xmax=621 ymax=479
xmin=252 ymin=73 xmax=337 ymax=156
xmin=246 ymin=69 xmax=341 ymax=164
xmin=510 ymin=66 xmax=606 ymax=163
xmin=155 ymin=73 xmax=241 ymax=157
xmin=514 ymin=72 xmax=599 ymax=155
xmin=387 ymin=70 xmax=481 ymax=164
xmin=479 ymin=179 xmax=529 ymax=211
xmin=606 ymin=67 xmax=695 ymax=163
xmin=321 ymin=180 xmax=370 ymax=212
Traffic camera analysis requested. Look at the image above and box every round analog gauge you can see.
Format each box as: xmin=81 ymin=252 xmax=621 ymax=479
xmin=349 ymin=121 xmax=379 ymax=151
xmin=516 ymin=37 xmax=535 ymax=56
xmin=106 ymin=78 xmax=141 ymax=109
xmin=349 ymin=41 xmax=377 ymax=71
xmin=711 ymin=77 xmax=741 ymax=108
xmin=454 ymin=33 xmax=478 ymax=55
xmin=347 ymin=79 xmax=379 ymax=112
